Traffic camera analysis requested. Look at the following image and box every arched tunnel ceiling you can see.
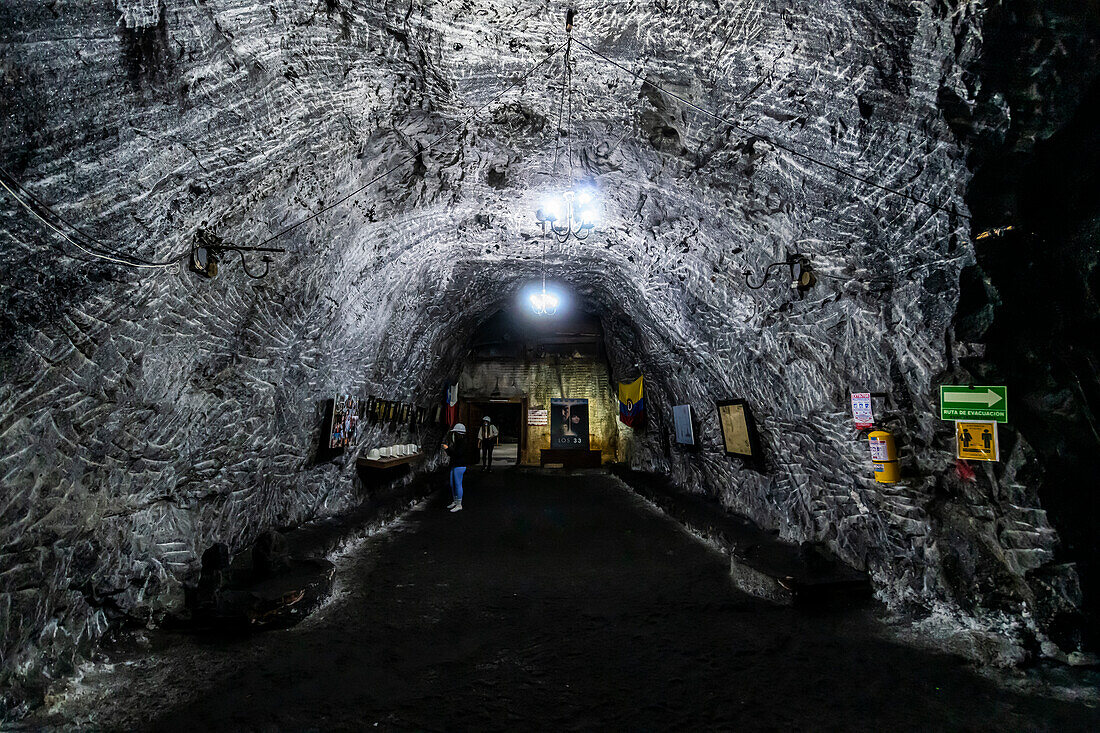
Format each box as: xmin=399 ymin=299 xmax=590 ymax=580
xmin=0 ymin=0 xmax=1089 ymax=712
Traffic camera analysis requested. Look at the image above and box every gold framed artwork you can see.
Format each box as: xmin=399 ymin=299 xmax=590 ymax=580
xmin=716 ymin=399 xmax=760 ymax=460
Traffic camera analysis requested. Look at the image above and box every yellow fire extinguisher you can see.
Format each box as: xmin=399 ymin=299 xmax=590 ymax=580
xmin=868 ymin=430 xmax=900 ymax=483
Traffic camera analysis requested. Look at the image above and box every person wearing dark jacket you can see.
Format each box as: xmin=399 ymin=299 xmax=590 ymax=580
xmin=443 ymin=423 xmax=468 ymax=512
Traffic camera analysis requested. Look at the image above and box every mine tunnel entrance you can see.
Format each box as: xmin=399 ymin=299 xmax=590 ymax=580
xmin=457 ymin=299 xmax=621 ymax=469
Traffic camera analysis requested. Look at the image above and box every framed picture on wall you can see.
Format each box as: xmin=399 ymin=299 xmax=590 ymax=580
xmin=673 ymin=404 xmax=695 ymax=446
xmin=329 ymin=394 xmax=362 ymax=450
xmin=716 ymin=399 xmax=761 ymax=461
xmin=550 ymin=398 xmax=590 ymax=450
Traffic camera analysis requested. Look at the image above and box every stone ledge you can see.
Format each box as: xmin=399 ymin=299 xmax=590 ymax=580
xmin=610 ymin=465 xmax=871 ymax=606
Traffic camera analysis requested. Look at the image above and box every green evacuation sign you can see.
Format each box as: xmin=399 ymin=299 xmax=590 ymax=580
xmin=940 ymin=385 xmax=1008 ymax=423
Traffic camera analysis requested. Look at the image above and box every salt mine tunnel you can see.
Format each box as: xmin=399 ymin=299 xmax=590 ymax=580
xmin=1 ymin=0 xmax=1099 ymax=729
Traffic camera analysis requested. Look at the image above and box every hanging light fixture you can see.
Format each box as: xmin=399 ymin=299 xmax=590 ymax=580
xmin=529 ymin=277 xmax=560 ymax=316
xmin=535 ymin=8 xmax=599 ymax=244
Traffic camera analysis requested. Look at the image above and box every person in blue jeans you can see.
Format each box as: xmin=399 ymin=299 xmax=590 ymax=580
xmin=443 ymin=423 xmax=468 ymax=512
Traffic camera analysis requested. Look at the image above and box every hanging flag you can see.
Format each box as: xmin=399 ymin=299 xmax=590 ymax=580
xmin=618 ymin=376 xmax=645 ymax=428
xmin=444 ymin=382 xmax=459 ymax=428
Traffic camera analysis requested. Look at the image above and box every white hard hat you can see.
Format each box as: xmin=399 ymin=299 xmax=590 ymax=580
xmin=483 ymin=416 xmax=491 ymax=422
xmin=452 ymin=423 xmax=466 ymax=433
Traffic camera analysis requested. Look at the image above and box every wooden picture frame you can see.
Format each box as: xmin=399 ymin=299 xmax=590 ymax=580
xmin=716 ymin=399 xmax=762 ymax=462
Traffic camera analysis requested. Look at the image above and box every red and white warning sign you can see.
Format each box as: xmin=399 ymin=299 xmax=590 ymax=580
xmin=851 ymin=393 xmax=874 ymax=430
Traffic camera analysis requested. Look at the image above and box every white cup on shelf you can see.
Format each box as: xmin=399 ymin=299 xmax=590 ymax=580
xmin=368 ymin=448 xmax=381 ymax=460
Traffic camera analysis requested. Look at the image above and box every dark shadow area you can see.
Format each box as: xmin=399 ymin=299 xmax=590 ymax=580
xmin=961 ymin=86 xmax=1100 ymax=644
xmin=958 ymin=1 xmax=1100 ymax=646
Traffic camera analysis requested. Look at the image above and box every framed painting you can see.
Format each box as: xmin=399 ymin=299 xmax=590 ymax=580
xmin=716 ymin=399 xmax=761 ymax=460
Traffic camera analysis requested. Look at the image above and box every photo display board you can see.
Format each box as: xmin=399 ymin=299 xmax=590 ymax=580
xmin=551 ymin=398 xmax=590 ymax=450
xmin=330 ymin=394 xmax=362 ymax=449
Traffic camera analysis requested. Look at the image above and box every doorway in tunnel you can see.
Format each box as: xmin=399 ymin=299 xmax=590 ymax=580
xmin=458 ymin=302 xmax=621 ymax=467
xmin=463 ymin=399 xmax=524 ymax=467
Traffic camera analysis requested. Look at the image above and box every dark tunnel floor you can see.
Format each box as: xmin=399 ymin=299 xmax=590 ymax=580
xmin=30 ymin=471 xmax=1100 ymax=731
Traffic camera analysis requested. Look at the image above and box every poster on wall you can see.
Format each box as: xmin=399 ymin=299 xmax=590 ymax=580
xmin=551 ymin=398 xmax=590 ymax=450
xmin=716 ymin=399 xmax=760 ymax=460
xmin=329 ymin=394 xmax=362 ymax=449
xmin=673 ymin=404 xmax=695 ymax=446
xmin=850 ymin=392 xmax=874 ymax=430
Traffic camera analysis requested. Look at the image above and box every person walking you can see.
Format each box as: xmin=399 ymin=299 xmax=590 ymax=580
xmin=443 ymin=423 xmax=468 ymax=512
xmin=478 ymin=415 xmax=499 ymax=471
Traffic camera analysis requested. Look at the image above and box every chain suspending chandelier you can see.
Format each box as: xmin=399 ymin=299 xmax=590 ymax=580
xmin=535 ymin=9 xmax=599 ymax=245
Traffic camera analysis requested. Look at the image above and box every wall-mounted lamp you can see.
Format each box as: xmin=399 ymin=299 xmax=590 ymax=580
xmin=189 ymin=223 xmax=285 ymax=280
xmin=746 ymin=255 xmax=816 ymax=295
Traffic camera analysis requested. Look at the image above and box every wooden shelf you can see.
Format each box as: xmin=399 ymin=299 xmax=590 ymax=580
xmin=356 ymin=453 xmax=421 ymax=469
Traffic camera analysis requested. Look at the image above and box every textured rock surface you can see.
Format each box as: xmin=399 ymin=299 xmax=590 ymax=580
xmin=0 ymin=0 xmax=1094 ymax=714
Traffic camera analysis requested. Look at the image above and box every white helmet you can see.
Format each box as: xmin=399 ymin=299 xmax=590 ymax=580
xmin=452 ymin=423 xmax=466 ymax=433
xmin=483 ymin=416 xmax=491 ymax=422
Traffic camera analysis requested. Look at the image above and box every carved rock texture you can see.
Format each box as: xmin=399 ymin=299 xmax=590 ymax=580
xmin=0 ymin=0 xmax=1092 ymax=713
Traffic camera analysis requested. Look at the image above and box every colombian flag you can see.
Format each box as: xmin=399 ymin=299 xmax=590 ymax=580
xmin=618 ymin=376 xmax=645 ymax=428
xmin=444 ymin=382 xmax=459 ymax=427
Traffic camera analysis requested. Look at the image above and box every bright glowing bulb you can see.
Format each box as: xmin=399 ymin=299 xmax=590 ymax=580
xmin=529 ymin=289 xmax=560 ymax=315
xmin=576 ymin=189 xmax=594 ymax=206
xmin=541 ymin=198 xmax=563 ymax=222
xmin=579 ymin=207 xmax=599 ymax=226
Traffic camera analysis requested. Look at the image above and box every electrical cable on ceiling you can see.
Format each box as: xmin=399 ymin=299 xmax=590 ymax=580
xmin=571 ymin=37 xmax=972 ymax=222
xmin=0 ymin=167 xmax=183 ymax=270
xmin=256 ymin=39 xmax=569 ymax=248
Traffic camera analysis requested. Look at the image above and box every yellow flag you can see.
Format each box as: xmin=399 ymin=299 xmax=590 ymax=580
xmin=617 ymin=376 xmax=644 ymax=427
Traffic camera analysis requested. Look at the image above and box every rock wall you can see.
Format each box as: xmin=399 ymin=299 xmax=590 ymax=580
xmin=0 ymin=0 xmax=1091 ymax=714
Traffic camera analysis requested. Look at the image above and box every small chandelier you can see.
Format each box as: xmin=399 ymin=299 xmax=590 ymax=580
xmin=529 ymin=279 xmax=560 ymax=316
xmin=535 ymin=8 xmax=599 ymax=245
xmin=536 ymin=188 xmax=599 ymax=243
